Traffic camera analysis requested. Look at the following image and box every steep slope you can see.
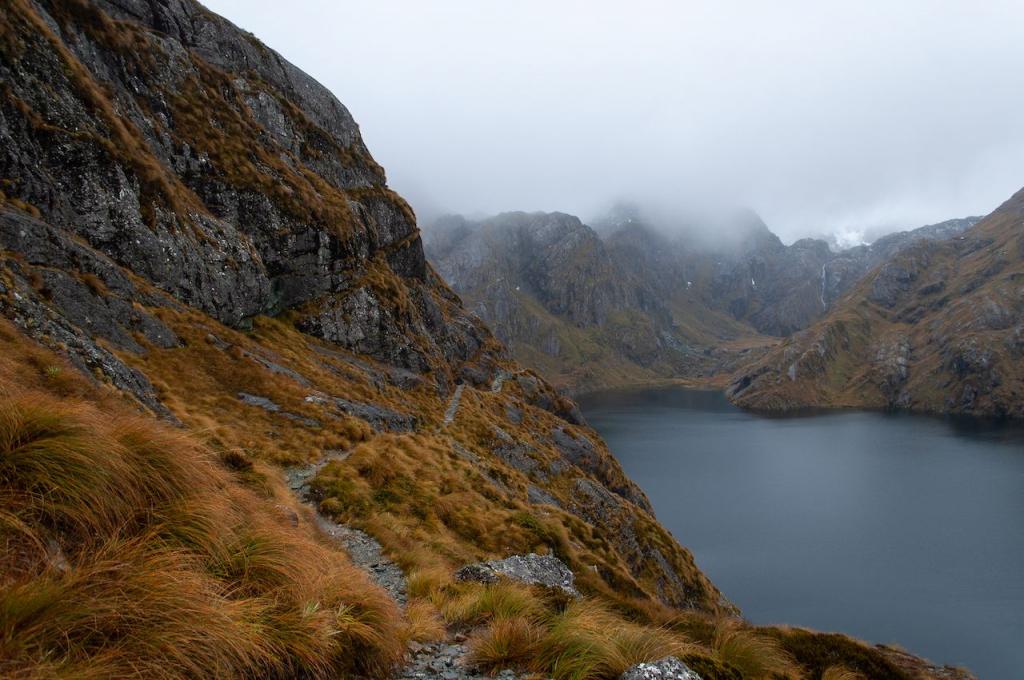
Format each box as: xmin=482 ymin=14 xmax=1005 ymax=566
xmin=426 ymin=212 xmax=770 ymax=392
xmin=0 ymin=321 xmax=407 ymax=678
xmin=600 ymin=210 xmax=831 ymax=337
xmin=729 ymin=188 xmax=1024 ymax=417
xmin=821 ymin=217 xmax=982 ymax=306
xmin=602 ymin=210 xmax=982 ymax=338
xmin=0 ymin=0 xmax=730 ymax=658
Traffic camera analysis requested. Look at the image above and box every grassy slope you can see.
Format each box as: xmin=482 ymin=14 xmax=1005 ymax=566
xmin=0 ymin=272 xmax=970 ymax=679
xmin=0 ymin=318 xmax=406 ymax=679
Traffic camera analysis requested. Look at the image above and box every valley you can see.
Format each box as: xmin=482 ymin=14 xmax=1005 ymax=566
xmin=0 ymin=0 xmax=1019 ymax=679
xmin=424 ymin=207 xmax=987 ymax=406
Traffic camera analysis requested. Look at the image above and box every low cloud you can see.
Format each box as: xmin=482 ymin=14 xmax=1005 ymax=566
xmin=206 ymin=0 xmax=1024 ymax=243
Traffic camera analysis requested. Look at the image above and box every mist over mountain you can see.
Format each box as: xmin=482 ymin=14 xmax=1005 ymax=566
xmin=425 ymin=204 xmax=982 ymax=392
xmin=204 ymin=0 xmax=1024 ymax=244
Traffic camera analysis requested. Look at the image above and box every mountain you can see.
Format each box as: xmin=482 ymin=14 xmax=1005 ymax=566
xmin=0 ymin=1 xmax=974 ymax=678
xmin=821 ymin=217 xmax=982 ymax=307
xmin=729 ymin=191 xmax=1023 ymax=417
xmin=426 ymin=207 xmax=979 ymax=393
xmin=425 ymin=211 xmax=771 ymax=393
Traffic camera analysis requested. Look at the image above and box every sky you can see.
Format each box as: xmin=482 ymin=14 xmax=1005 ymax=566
xmin=203 ymin=0 xmax=1024 ymax=244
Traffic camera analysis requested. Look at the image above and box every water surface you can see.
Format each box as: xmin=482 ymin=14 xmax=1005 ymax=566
xmin=578 ymin=387 xmax=1024 ymax=680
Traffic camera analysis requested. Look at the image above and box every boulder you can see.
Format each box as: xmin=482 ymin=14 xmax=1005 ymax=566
xmin=454 ymin=553 xmax=578 ymax=596
xmin=619 ymin=657 xmax=703 ymax=680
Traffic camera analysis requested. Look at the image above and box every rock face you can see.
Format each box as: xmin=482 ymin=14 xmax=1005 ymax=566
xmin=1 ymin=0 xmax=495 ymax=393
xmin=425 ymin=211 xmax=771 ymax=392
xmin=0 ymin=0 xmax=729 ymax=617
xmin=619 ymin=657 xmax=703 ymax=680
xmin=599 ymin=208 xmax=981 ymax=337
xmin=730 ymin=189 xmax=1024 ymax=418
xmin=425 ymin=206 xmax=977 ymax=392
xmin=455 ymin=553 xmax=578 ymax=596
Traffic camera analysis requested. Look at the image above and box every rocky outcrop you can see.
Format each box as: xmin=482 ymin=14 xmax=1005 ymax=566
xmin=455 ymin=553 xmax=578 ymax=596
xmin=826 ymin=217 xmax=981 ymax=305
xmin=1 ymin=0 xmax=494 ymax=392
xmin=619 ymin=657 xmax=703 ymax=680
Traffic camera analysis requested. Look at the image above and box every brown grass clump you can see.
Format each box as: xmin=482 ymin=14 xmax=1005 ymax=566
xmin=712 ymin=621 xmax=802 ymax=680
xmin=467 ymin=615 xmax=545 ymax=671
xmin=404 ymin=599 xmax=446 ymax=643
xmin=0 ymin=379 xmax=405 ymax=678
xmin=452 ymin=586 xmax=694 ymax=680
xmin=531 ymin=600 xmax=694 ymax=680
xmin=407 ymin=564 xmax=453 ymax=600
xmin=441 ymin=580 xmax=546 ymax=626
xmin=821 ymin=666 xmax=865 ymax=680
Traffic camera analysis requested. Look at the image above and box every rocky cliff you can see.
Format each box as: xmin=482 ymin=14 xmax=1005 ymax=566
xmin=729 ymin=189 xmax=1023 ymax=417
xmin=600 ymin=209 xmax=981 ymax=338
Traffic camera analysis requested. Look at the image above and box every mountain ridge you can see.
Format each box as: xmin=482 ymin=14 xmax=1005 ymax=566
xmin=426 ymin=206 xmax=982 ymax=394
xmin=729 ymin=188 xmax=1023 ymax=417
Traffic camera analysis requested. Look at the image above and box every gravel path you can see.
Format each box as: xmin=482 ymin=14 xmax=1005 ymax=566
xmin=285 ymin=453 xmax=407 ymax=605
xmin=311 ymin=513 xmax=408 ymax=605
xmin=400 ymin=641 xmax=523 ymax=679
xmin=286 ymin=446 xmax=533 ymax=678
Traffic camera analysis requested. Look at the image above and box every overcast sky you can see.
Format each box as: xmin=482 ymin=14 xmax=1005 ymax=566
xmin=204 ymin=0 xmax=1023 ymax=244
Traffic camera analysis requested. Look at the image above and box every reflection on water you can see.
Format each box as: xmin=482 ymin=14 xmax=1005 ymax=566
xmin=579 ymin=387 xmax=1024 ymax=680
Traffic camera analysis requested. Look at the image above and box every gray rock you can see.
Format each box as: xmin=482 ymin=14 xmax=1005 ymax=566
xmin=239 ymin=392 xmax=280 ymax=412
xmin=237 ymin=393 xmax=320 ymax=427
xmin=619 ymin=657 xmax=703 ymax=680
xmin=527 ymin=484 xmax=561 ymax=508
xmin=305 ymin=393 xmax=416 ymax=432
xmin=455 ymin=553 xmax=578 ymax=596
xmin=0 ymin=0 xmax=505 ymax=395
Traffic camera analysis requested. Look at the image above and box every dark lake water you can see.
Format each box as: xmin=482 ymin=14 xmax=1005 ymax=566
xmin=578 ymin=387 xmax=1024 ymax=680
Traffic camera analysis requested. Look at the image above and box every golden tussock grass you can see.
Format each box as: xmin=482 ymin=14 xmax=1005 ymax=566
xmin=467 ymin=615 xmax=545 ymax=671
xmin=403 ymin=599 xmax=446 ymax=644
xmin=821 ymin=666 xmax=865 ymax=680
xmin=0 ymin=327 xmax=406 ymax=678
xmin=440 ymin=580 xmax=546 ymax=626
xmin=530 ymin=599 xmax=695 ymax=680
xmin=443 ymin=582 xmax=694 ymax=680
xmin=712 ymin=620 xmax=802 ymax=680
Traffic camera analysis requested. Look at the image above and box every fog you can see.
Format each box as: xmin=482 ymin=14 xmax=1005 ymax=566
xmin=203 ymin=0 xmax=1024 ymax=244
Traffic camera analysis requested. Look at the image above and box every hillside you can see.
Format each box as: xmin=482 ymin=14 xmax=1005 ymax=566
xmin=729 ymin=188 xmax=1023 ymax=417
xmin=0 ymin=1 xmax=977 ymax=678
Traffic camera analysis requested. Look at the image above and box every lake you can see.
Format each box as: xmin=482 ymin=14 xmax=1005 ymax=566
xmin=578 ymin=387 xmax=1024 ymax=680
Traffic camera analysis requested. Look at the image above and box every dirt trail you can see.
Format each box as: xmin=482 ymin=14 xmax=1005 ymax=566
xmin=285 ymin=447 xmax=529 ymax=679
